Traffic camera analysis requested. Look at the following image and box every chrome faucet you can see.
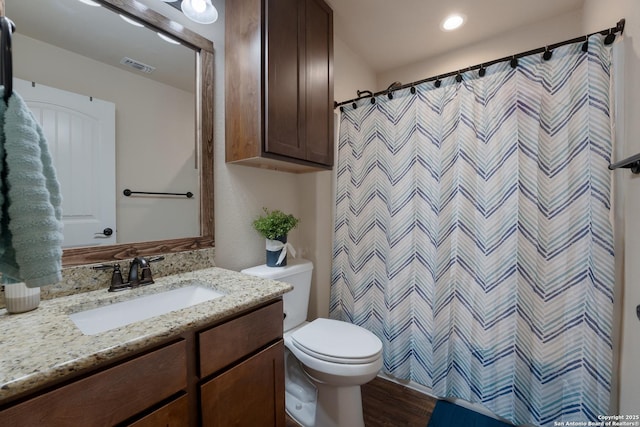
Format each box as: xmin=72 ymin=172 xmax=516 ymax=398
xmin=93 ymin=256 xmax=165 ymax=292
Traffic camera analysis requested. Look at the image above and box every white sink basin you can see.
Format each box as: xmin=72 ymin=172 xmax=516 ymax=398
xmin=69 ymin=284 xmax=225 ymax=335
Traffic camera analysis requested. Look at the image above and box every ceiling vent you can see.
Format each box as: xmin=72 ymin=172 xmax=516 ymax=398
xmin=120 ymin=57 xmax=156 ymax=74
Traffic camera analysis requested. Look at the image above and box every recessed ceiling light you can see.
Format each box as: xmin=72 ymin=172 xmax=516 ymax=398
xmin=441 ymin=14 xmax=465 ymax=31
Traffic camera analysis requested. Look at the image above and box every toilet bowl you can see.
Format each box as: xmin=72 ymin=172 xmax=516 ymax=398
xmin=241 ymin=259 xmax=383 ymax=427
xmin=286 ymin=318 xmax=383 ymax=427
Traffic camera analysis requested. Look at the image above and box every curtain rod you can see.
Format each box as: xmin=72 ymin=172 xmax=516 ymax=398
xmin=334 ymin=18 xmax=625 ymax=109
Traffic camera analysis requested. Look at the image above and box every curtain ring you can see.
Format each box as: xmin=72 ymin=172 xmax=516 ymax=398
xmin=582 ymin=36 xmax=589 ymax=52
xmin=510 ymin=56 xmax=518 ymax=68
xmin=604 ymin=29 xmax=616 ymax=45
xmin=543 ymin=47 xmax=553 ymax=61
xmin=434 ymin=76 xmax=441 ymax=88
xmin=479 ymin=65 xmax=486 ymax=77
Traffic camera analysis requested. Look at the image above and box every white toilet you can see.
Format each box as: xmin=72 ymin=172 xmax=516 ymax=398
xmin=241 ymin=259 xmax=383 ymax=427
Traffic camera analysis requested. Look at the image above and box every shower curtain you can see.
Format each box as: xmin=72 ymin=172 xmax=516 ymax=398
xmin=331 ymin=35 xmax=615 ymax=427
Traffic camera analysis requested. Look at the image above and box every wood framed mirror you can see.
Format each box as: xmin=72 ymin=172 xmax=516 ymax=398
xmin=7 ymin=0 xmax=216 ymax=266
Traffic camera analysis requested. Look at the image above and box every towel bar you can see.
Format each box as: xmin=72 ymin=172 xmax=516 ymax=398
xmin=123 ymin=189 xmax=194 ymax=198
xmin=608 ymin=153 xmax=640 ymax=174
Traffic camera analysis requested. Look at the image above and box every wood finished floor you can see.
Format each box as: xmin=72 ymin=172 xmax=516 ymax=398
xmin=285 ymin=376 xmax=437 ymax=427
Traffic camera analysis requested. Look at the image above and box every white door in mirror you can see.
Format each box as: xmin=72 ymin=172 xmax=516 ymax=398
xmin=13 ymin=78 xmax=116 ymax=248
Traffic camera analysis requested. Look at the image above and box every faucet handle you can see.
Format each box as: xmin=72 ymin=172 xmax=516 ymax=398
xmin=93 ymin=263 xmax=128 ymax=292
xmin=92 ymin=263 xmax=116 ymax=271
xmin=140 ymin=266 xmax=154 ymax=285
xmin=109 ymin=264 xmax=126 ymax=291
xmin=139 ymin=256 xmax=164 ymax=285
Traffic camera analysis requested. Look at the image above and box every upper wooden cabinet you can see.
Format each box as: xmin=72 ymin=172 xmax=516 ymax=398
xmin=226 ymin=0 xmax=334 ymax=173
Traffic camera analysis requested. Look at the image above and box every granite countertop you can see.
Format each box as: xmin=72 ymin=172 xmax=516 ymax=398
xmin=0 ymin=267 xmax=292 ymax=403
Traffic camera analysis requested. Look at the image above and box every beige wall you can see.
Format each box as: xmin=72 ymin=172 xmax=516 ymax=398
xmin=12 ymin=33 xmax=199 ymax=244
xmin=377 ymin=9 xmax=583 ymax=91
xmin=583 ymin=0 xmax=640 ymax=414
xmin=334 ymin=36 xmax=378 ymax=103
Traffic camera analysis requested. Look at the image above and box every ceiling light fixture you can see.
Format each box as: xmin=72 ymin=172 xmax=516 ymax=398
xmin=441 ymin=14 xmax=465 ymax=31
xmin=181 ymin=0 xmax=218 ymax=24
xmin=164 ymin=0 xmax=218 ymax=25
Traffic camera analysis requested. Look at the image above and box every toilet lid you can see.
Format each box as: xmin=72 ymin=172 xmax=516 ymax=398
xmin=291 ymin=318 xmax=382 ymax=364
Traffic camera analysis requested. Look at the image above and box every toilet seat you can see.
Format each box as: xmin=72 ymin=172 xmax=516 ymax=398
xmin=291 ymin=318 xmax=382 ymax=364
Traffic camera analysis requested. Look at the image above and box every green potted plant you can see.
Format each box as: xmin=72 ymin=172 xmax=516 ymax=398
xmin=252 ymin=208 xmax=299 ymax=267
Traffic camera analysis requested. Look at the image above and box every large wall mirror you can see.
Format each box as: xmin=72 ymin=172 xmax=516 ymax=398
xmin=4 ymin=0 xmax=214 ymax=266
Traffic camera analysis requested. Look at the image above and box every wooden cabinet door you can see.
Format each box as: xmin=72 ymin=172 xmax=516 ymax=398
xmin=266 ymin=0 xmax=305 ymax=160
xmin=128 ymin=394 xmax=189 ymax=427
xmin=304 ymin=0 xmax=333 ymax=166
xmin=266 ymin=0 xmax=333 ymax=166
xmin=200 ymin=341 xmax=285 ymax=427
xmin=226 ymin=0 xmax=333 ymax=170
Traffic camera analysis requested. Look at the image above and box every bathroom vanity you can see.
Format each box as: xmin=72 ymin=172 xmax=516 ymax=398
xmin=0 ymin=267 xmax=291 ymax=426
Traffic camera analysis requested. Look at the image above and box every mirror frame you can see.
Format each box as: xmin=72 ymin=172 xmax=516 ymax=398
xmin=57 ymin=0 xmax=215 ymax=266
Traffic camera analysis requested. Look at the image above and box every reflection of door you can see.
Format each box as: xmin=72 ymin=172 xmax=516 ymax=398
xmin=14 ymin=78 xmax=116 ymax=248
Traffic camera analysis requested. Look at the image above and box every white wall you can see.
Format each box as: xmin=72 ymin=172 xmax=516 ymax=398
xmin=377 ymin=9 xmax=583 ymax=91
xmin=583 ymin=0 xmax=640 ymax=414
xmin=12 ymin=33 xmax=199 ymax=244
xmin=334 ymin=36 xmax=378 ymax=103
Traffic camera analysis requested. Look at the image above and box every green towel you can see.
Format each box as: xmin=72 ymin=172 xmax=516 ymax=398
xmin=0 ymin=89 xmax=63 ymax=287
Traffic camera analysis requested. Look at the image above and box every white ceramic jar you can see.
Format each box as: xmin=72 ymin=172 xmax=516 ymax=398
xmin=4 ymin=283 xmax=40 ymax=313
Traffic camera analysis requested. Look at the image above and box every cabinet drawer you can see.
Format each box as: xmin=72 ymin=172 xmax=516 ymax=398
xmin=1 ymin=340 xmax=187 ymax=426
xmin=199 ymin=300 xmax=283 ymax=377
xmin=128 ymin=394 xmax=189 ymax=427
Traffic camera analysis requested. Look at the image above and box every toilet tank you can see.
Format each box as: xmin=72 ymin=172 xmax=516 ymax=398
xmin=241 ymin=258 xmax=313 ymax=332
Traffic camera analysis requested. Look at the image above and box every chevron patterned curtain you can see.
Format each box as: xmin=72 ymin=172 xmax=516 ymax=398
xmin=331 ymin=34 xmax=615 ymax=426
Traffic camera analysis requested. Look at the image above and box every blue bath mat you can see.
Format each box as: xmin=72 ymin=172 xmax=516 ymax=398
xmin=427 ymin=400 xmax=514 ymax=427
